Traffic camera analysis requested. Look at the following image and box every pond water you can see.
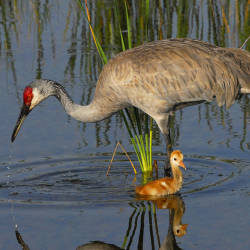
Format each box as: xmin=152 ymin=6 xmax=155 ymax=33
xmin=0 ymin=1 xmax=249 ymax=249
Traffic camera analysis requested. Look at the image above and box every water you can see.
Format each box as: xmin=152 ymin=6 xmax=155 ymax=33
xmin=0 ymin=1 xmax=249 ymax=249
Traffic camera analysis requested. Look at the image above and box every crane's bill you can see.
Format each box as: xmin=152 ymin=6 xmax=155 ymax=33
xmin=11 ymin=104 xmax=31 ymax=142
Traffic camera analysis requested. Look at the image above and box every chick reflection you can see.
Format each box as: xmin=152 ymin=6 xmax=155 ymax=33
xmin=153 ymin=195 xmax=188 ymax=238
xmin=135 ymin=194 xmax=188 ymax=250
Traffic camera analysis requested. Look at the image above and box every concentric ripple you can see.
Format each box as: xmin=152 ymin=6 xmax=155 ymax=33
xmin=0 ymin=154 xmax=136 ymax=206
xmin=182 ymin=155 xmax=246 ymax=195
xmin=0 ymin=153 xmax=248 ymax=206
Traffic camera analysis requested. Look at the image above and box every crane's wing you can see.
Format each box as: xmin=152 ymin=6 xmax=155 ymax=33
xmin=105 ymin=39 xmax=250 ymax=110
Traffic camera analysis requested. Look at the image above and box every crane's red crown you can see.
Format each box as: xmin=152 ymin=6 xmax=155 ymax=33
xmin=23 ymin=86 xmax=33 ymax=106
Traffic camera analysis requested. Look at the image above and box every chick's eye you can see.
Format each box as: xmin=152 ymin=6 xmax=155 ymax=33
xmin=174 ymin=158 xmax=177 ymax=161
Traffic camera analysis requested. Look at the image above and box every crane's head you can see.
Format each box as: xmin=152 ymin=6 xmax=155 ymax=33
xmin=170 ymin=150 xmax=186 ymax=170
xmin=11 ymin=82 xmax=47 ymax=142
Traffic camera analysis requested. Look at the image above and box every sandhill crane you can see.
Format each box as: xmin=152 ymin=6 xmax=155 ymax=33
xmin=11 ymin=38 xmax=250 ymax=170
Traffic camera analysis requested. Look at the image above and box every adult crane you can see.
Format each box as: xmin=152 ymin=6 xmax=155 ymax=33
xmin=11 ymin=38 xmax=250 ymax=171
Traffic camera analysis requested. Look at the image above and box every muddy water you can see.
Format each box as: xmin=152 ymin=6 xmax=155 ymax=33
xmin=0 ymin=1 xmax=249 ymax=249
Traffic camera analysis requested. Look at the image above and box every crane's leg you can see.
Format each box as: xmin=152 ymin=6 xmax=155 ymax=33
xmin=164 ymin=116 xmax=173 ymax=177
xmin=155 ymin=113 xmax=173 ymax=176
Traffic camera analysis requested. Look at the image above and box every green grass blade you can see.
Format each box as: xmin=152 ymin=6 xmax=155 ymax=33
xmin=120 ymin=110 xmax=133 ymax=138
xmin=114 ymin=0 xmax=126 ymax=51
xmin=133 ymin=107 xmax=142 ymax=135
xmin=131 ymin=137 xmax=143 ymax=167
xmin=124 ymin=0 xmax=132 ymax=49
xmin=145 ymin=0 xmax=150 ymax=41
xmin=77 ymin=0 xmax=107 ymax=64
xmin=135 ymin=136 xmax=146 ymax=171
xmin=125 ymin=108 xmax=137 ymax=136
xmin=145 ymin=132 xmax=149 ymax=166
xmin=139 ymin=135 xmax=147 ymax=162
xmin=121 ymin=110 xmax=145 ymax=168
xmin=149 ymin=118 xmax=153 ymax=168
xmin=120 ymin=28 xmax=126 ymax=51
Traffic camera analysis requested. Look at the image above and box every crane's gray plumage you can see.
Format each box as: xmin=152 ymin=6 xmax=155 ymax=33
xmin=11 ymin=38 xmax=250 ymax=142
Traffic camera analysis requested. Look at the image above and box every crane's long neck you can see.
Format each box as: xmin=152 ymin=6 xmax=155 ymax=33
xmin=46 ymin=80 xmax=118 ymax=123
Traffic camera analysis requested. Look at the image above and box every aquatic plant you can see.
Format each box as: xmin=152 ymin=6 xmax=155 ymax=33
xmin=78 ymin=0 xmax=153 ymax=173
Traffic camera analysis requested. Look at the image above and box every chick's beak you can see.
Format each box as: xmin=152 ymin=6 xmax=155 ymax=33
xmin=11 ymin=104 xmax=31 ymax=142
xmin=179 ymin=161 xmax=186 ymax=170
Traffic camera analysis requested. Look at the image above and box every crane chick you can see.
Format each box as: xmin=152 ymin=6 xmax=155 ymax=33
xmin=136 ymin=150 xmax=186 ymax=196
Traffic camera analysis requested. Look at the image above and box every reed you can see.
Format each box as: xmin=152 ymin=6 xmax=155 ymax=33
xmin=78 ymin=0 xmax=153 ymax=173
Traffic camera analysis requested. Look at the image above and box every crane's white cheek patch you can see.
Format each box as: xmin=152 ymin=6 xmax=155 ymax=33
xmin=30 ymin=89 xmax=42 ymax=110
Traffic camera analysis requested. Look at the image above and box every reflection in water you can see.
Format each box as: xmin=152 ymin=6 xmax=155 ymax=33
xmin=15 ymin=230 xmax=30 ymax=250
xmin=134 ymin=195 xmax=188 ymax=250
xmin=14 ymin=195 xmax=187 ymax=250
xmin=77 ymin=241 xmax=122 ymax=250
xmin=16 ymin=228 xmax=124 ymax=250
xmin=153 ymin=196 xmax=188 ymax=239
xmin=16 ymin=227 xmax=124 ymax=250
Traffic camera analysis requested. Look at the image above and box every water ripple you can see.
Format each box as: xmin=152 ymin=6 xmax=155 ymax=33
xmin=0 ymin=154 xmax=248 ymax=206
